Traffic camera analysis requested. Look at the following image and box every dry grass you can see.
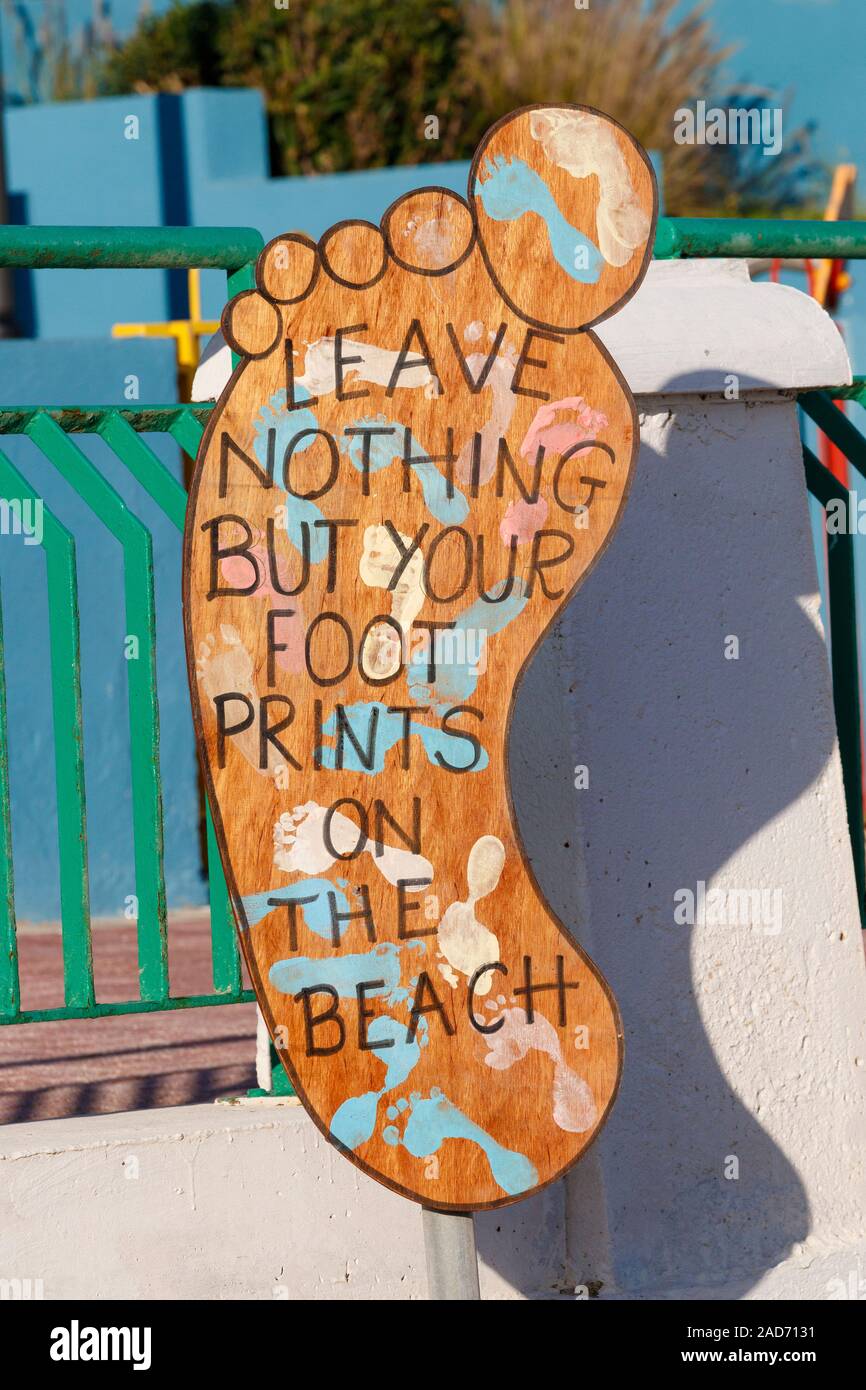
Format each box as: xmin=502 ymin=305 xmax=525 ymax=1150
xmin=454 ymin=0 xmax=820 ymax=214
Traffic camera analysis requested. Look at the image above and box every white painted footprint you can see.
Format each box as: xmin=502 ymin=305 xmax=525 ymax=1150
xmin=436 ymin=835 xmax=504 ymax=995
xmin=359 ymin=524 xmax=426 ymax=680
xmin=273 ymin=801 xmax=434 ymax=888
xmin=297 ymin=335 xmax=441 ymax=399
xmin=483 ymin=1001 xmax=598 ymax=1134
xmin=196 ymin=625 xmax=282 ymax=777
xmin=529 ymin=107 xmax=651 ymax=269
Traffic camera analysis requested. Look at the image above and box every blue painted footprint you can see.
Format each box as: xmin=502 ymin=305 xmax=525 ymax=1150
xmin=407 ymin=577 xmax=529 ymax=705
xmin=253 ymin=385 xmax=329 ymax=562
xmin=317 ymin=701 xmax=489 ymax=774
xmin=383 ymin=1087 xmax=538 ymax=1198
xmin=338 ymin=413 xmax=469 ymax=526
xmin=330 ymin=1014 xmax=427 ymax=1151
xmin=477 ymin=154 xmax=603 ymax=285
xmin=268 ymin=941 xmax=431 ymax=1152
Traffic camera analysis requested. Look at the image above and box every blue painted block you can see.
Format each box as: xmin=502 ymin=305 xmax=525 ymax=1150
xmin=5 ymin=96 xmax=182 ymax=337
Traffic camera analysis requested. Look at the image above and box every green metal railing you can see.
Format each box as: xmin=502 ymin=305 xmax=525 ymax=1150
xmin=653 ymin=217 xmax=866 ymax=261
xmin=800 ymin=388 xmax=866 ymax=931
xmin=0 ymin=405 xmax=248 ymax=1021
xmin=0 ymin=217 xmax=865 ymax=1035
xmin=0 ymin=228 xmax=262 ymax=1026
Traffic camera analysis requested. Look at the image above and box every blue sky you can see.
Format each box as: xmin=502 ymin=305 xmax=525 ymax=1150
xmin=700 ymin=0 xmax=865 ymax=175
xmin=695 ymin=0 xmax=865 ymax=368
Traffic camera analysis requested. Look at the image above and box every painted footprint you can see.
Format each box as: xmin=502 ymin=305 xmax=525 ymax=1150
xmin=358 ymin=522 xmax=426 ymax=680
xmin=477 ymin=153 xmax=604 ymax=284
xmin=337 ymin=413 xmax=469 ymax=526
xmin=436 ymin=836 xmax=505 ymax=993
xmin=219 ymin=537 xmax=306 ymax=675
xmin=529 ymin=107 xmax=652 ymax=269
xmin=520 ymin=396 xmax=610 ymax=460
xmin=454 ymin=330 xmax=520 ymax=486
xmin=195 ymin=625 xmax=283 ymax=778
xmin=185 ymin=105 xmax=656 ymax=1209
xmin=317 ymin=701 xmax=489 ymax=774
xmin=268 ymin=938 xmax=430 ymax=1150
xmin=330 ymin=1017 xmax=423 ymax=1151
xmin=297 ymin=332 xmax=441 ymax=399
xmin=253 ymin=386 xmax=330 ymax=563
xmin=383 ymin=1088 xmax=539 ymax=1198
xmin=483 ymin=1000 xmax=598 ymax=1134
xmin=273 ymin=800 xmax=433 ymax=888
xmin=406 ymin=579 xmax=529 ymax=706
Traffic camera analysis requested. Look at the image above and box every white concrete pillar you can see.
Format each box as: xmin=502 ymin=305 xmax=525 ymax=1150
xmin=508 ymin=258 xmax=866 ymax=1298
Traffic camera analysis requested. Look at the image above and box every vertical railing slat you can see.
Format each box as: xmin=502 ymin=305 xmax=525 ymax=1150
xmin=802 ymin=446 xmax=866 ymax=929
xmin=173 ymin=420 xmax=243 ymax=994
xmin=0 ymin=448 xmax=93 ymax=1008
xmin=45 ymin=525 xmax=95 ymax=1007
xmin=226 ymin=261 xmax=257 ymax=301
xmin=0 ymin=582 xmax=20 ymax=1017
xmin=206 ymin=804 xmax=240 ymax=994
xmin=25 ymin=416 xmax=169 ymax=1002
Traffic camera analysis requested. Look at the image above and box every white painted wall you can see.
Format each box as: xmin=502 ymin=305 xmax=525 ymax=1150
xmin=1 ymin=261 xmax=863 ymax=1301
xmin=0 ymin=1100 xmax=565 ymax=1300
xmin=516 ymin=398 xmax=866 ymax=1299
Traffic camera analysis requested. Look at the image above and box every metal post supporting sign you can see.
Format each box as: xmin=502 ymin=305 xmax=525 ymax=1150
xmin=423 ymin=1209 xmax=481 ymax=1300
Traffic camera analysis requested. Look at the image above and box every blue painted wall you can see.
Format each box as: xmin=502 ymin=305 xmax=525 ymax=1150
xmin=4 ymin=89 xmax=471 ymax=336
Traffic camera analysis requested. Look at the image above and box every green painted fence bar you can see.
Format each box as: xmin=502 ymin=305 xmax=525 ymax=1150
xmin=10 ymin=990 xmax=254 ymax=1026
xmin=96 ymin=411 xmax=189 ymax=532
xmin=653 ymin=217 xmax=866 ymax=261
xmin=3 ymin=220 xmax=866 ymax=270
xmin=834 ymin=377 xmax=866 ymax=407
xmin=206 ymin=805 xmax=242 ymax=996
xmin=0 ymin=406 xmax=212 ymax=434
xmin=167 ymin=410 xmax=207 ymax=467
xmin=802 ymin=446 xmax=866 ymax=930
xmin=0 ymin=448 xmax=93 ymax=1012
xmin=26 ymin=413 xmax=169 ymax=1003
xmin=0 ymin=589 xmax=18 ymax=1018
xmin=0 ymin=226 xmax=263 ymax=270
xmin=226 ymin=259 xmax=258 ymax=302
xmin=800 ymin=392 xmax=866 ymax=480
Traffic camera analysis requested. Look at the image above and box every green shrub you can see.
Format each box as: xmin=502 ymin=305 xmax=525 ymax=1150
xmin=101 ymin=0 xmax=823 ymax=214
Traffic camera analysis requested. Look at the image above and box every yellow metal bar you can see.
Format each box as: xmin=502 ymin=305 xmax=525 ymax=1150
xmin=188 ymin=268 xmax=202 ymax=324
xmin=112 ymin=320 xmax=218 ymax=340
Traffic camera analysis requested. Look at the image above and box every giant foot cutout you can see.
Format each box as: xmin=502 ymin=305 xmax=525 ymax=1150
xmin=184 ymin=104 xmax=657 ymax=1209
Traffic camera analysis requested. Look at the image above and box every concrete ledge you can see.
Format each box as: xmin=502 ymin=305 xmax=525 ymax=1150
xmin=596 ymin=258 xmax=852 ymax=395
xmin=0 ymin=1101 xmax=566 ymax=1300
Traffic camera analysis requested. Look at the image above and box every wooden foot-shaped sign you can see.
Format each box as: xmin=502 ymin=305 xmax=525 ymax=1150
xmin=184 ymin=105 xmax=657 ymax=1210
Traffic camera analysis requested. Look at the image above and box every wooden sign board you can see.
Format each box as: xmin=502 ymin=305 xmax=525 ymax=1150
xmin=184 ymin=105 xmax=657 ymax=1210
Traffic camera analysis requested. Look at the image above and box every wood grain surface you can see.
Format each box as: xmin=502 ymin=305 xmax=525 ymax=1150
xmin=184 ymin=105 xmax=657 ymax=1210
